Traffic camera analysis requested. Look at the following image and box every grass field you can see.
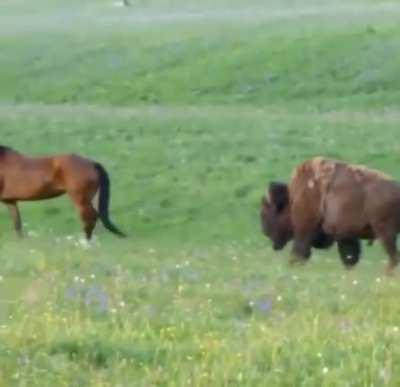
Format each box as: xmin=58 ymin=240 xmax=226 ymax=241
xmin=1 ymin=1 xmax=400 ymax=386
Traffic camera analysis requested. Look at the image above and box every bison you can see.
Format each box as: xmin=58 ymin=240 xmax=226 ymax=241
xmin=260 ymin=156 xmax=400 ymax=274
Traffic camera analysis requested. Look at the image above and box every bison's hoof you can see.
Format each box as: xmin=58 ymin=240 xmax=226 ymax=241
xmin=385 ymin=264 xmax=398 ymax=277
xmin=289 ymin=257 xmax=307 ymax=266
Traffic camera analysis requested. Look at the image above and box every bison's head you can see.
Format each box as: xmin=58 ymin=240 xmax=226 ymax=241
xmin=260 ymin=182 xmax=293 ymax=250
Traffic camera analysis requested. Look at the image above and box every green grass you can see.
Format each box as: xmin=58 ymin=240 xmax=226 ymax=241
xmin=1 ymin=0 xmax=400 ymax=385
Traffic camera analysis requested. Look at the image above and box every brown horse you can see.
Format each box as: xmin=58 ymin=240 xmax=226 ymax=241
xmin=0 ymin=145 xmax=126 ymax=240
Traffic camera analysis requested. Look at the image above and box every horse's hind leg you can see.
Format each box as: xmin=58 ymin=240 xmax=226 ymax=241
xmin=5 ymin=201 xmax=23 ymax=238
xmin=79 ymin=204 xmax=98 ymax=240
xmin=68 ymin=191 xmax=98 ymax=241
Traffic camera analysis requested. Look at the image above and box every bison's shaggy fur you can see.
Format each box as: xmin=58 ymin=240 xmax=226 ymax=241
xmin=261 ymin=157 xmax=400 ymax=274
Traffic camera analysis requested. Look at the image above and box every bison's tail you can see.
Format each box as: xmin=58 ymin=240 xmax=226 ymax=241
xmin=94 ymin=162 xmax=127 ymax=238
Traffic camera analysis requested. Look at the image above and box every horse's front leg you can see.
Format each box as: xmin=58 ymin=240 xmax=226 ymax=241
xmin=5 ymin=201 xmax=23 ymax=238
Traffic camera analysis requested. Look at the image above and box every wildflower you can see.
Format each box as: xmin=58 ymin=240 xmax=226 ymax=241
xmin=393 ymin=326 xmax=399 ymax=333
xmin=111 ymin=308 xmax=117 ymax=314
xmin=317 ymin=353 xmax=323 ymax=358
xmin=340 ymin=294 xmax=346 ymax=300
xmin=205 ymin=283 xmax=211 ymax=289
xmin=277 ymin=295 xmax=282 ymax=302
xmin=74 ymin=276 xmax=80 ymax=282
xmin=119 ymin=301 xmax=126 ymax=308
xmin=90 ymin=274 xmax=96 ymax=280
xmin=0 ymin=275 xmax=3 ymax=282
xmin=80 ymin=277 xmax=85 ymax=284
xmin=352 ymin=280 xmax=358 ymax=286
xmin=322 ymin=367 xmax=329 ymax=374
xmin=292 ymin=275 xmax=298 ymax=281
xmin=376 ymin=277 xmax=381 ymax=284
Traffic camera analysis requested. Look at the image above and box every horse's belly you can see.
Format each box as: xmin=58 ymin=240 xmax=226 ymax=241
xmin=2 ymin=176 xmax=64 ymax=201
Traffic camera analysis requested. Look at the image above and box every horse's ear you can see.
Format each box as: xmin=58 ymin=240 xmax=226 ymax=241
xmin=268 ymin=182 xmax=289 ymax=212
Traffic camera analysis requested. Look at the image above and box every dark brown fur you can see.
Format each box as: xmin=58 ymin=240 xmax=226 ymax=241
xmin=0 ymin=145 xmax=126 ymax=240
xmin=261 ymin=157 xmax=400 ymax=274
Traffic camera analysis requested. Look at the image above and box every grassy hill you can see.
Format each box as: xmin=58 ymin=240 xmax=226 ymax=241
xmin=1 ymin=1 xmax=400 ymax=386
xmin=1 ymin=1 xmax=400 ymax=109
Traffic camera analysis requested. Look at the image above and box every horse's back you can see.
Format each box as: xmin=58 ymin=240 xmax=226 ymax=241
xmin=0 ymin=151 xmax=99 ymax=201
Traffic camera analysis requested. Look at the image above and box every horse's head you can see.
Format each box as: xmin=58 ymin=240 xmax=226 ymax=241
xmin=260 ymin=182 xmax=293 ymax=250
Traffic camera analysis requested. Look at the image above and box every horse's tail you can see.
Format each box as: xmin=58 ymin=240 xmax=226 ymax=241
xmin=93 ymin=162 xmax=126 ymax=238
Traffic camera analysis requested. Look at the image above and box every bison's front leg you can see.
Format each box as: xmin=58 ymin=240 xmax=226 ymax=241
xmin=312 ymin=230 xmax=335 ymax=249
xmin=337 ymin=238 xmax=361 ymax=269
xmin=291 ymin=234 xmax=314 ymax=264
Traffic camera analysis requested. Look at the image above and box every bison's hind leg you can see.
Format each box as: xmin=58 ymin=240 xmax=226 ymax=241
xmin=337 ymin=238 xmax=361 ymax=269
xmin=380 ymin=234 xmax=399 ymax=276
